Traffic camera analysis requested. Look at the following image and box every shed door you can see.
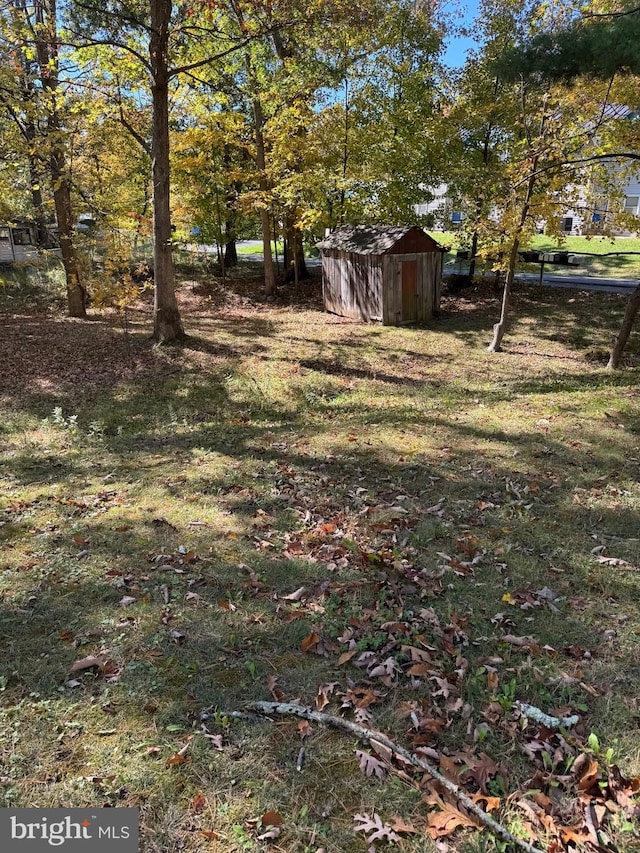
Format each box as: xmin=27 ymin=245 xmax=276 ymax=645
xmin=401 ymin=260 xmax=418 ymax=322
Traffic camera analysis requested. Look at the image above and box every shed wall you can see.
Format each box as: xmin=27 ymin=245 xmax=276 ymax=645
xmin=382 ymin=252 xmax=442 ymax=325
xmin=322 ymin=250 xmax=383 ymax=321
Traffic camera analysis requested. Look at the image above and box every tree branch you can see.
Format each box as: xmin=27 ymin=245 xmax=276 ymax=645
xmin=229 ymin=700 xmax=546 ymax=853
xmin=511 ymin=152 xmax=640 ymax=189
xmin=65 ymin=34 xmax=150 ymax=69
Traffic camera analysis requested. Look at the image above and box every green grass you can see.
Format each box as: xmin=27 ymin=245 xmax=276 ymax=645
xmin=1 ymin=269 xmax=639 ymax=852
xmin=431 ymin=231 xmax=640 ymax=280
xmin=235 ymin=240 xmax=285 ymax=256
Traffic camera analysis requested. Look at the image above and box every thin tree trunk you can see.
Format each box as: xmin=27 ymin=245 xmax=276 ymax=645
xmin=487 ymin=236 xmax=519 ymax=352
xmin=51 ymin=151 xmax=86 ymax=316
xmin=488 ymin=147 xmax=540 ymax=352
xmin=283 ymin=217 xmax=309 ymax=282
xmin=607 ymin=283 xmax=640 ymax=368
xmin=468 ymin=229 xmax=479 ymax=280
xmin=150 ymin=0 xmax=184 ymax=342
xmin=250 ymin=90 xmax=275 ymax=295
xmin=339 ymin=76 xmax=349 ymax=226
xmin=33 ymin=0 xmax=86 ymax=316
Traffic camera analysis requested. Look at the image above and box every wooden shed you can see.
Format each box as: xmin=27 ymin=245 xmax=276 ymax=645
xmin=317 ymin=225 xmax=444 ymax=325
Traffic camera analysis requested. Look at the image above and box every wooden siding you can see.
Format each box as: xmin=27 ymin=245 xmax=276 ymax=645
xmin=322 ymin=250 xmax=383 ymax=321
xmin=385 ymin=227 xmax=443 ymax=255
xmin=382 ymin=252 xmax=441 ymax=325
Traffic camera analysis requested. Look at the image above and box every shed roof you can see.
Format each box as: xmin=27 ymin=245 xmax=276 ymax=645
xmin=316 ymin=225 xmax=444 ymax=255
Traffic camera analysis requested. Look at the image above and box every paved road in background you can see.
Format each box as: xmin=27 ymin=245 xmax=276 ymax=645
xmin=192 ymin=243 xmax=638 ymax=294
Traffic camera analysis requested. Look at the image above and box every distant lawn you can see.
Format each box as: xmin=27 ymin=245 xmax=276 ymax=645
xmin=236 ymin=240 xmax=285 ymax=256
xmin=430 ymin=231 xmax=640 ymax=280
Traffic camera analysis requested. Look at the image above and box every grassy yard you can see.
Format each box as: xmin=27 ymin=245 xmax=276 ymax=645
xmin=1 ymin=265 xmax=639 ymax=852
xmin=432 ymin=232 xmax=640 ymax=280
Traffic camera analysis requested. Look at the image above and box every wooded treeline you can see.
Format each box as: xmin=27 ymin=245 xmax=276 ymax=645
xmin=0 ymin=0 xmax=638 ymax=354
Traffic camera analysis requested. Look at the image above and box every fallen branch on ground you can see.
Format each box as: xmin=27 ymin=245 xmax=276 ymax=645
xmin=232 ymin=700 xmax=544 ymax=853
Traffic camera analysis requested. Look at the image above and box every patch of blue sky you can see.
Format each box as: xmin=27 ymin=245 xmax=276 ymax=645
xmin=440 ymin=0 xmax=481 ymax=68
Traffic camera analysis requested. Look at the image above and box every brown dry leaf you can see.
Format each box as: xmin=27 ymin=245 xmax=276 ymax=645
xmin=316 ymin=682 xmax=337 ymax=710
xmin=260 ymin=811 xmax=283 ymax=828
xmin=297 ymin=720 xmax=312 ymax=738
xmin=200 ymin=830 xmax=219 ymax=841
xmin=560 ymin=826 xmax=592 ymax=846
xmin=470 ymin=793 xmax=501 ymax=812
xmin=577 ymin=757 xmax=601 ymax=793
xmin=424 ymin=796 xmax=481 ymax=839
xmin=69 ymin=655 xmax=104 ymax=674
xmin=388 ymin=816 xmax=419 ymax=835
xmin=501 ymin=634 xmax=541 ymax=653
xmin=402 ymin=645 xmax=433 ymax=663
xmin=266 ymin=674 xmax=283 ymax=702
xmin=72 ymin=535 xmax=90 ymax=546
xmin=609 ymin=765 xmax=640 ymax=808
xmin=353 ymin=813 xmax=400 ymax=844
xmin=407 ymin=662 xmax=431 ymax=677
xmin=337 ymin=649 xmax=357 ymax=666
xmin=166 ymin=753 xmax=189 ymax=767
xmin=355 ymin=750 xmax=386 ymax=779
xmin=301 ymin=632 xmax=319 ymax=652
xmin=218 ymin=599 xmax=236 ymax=612
xmin=370 ymin=740 xmax=394 ymax=763
xmin=486 ymin=670 xmax=499 ymax=692
xmin=191 ymin=794 xmax=206 ymax=813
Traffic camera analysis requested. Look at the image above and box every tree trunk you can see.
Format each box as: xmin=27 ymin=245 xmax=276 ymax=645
xmin=488 ymin=146 xmax=540 ymax=352
xmin=487 ymin=236 xmax=518 ymax=352
xmin=223 ymin=153 xmax=239 ymax=267
xmin=468 ymin=230 xmax=479 ymax=280
xmin=33 ymin=0 xmax=86 ymax=316
xmin=251 ymin=91 xmax=275 ymax=295
xmin=51 ymin=150 xmax=86 ymax=316
xmin=283 ymin=217 xmax=309 ymax=282
xmin=150 ymin=0 xmax=184 ymax=342
xmin=607 ymin=283 xmax=640 ymax=368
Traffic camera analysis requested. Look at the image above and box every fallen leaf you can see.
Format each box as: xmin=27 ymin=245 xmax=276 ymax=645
xmin=266 ymin=674 xmax=283 ymax=701
xmin=166 ymin=753 xmax=189 ymax=766
xmin=119 ymin=596 xmax=136 ymax=607
xmin=298 ymin=720 xmax=312 ymax=738
xmin=200 ymin=830 xmax=219 ymax=841
xmin=388 ymin=816 xmax=418 ymax=834
xmin=260 ymin=811 xmax=283 ymax=828
xmin=301 ymin=632 xmax=319 ymax=652
xmin=69 ymin=655 xmax=104 ymax=674
xmin=353 ymin=813 xmax=400 ymax=844
xmin=424 ymin=792 xmax=481 ymax=838
xmin=191 ymin=794 xmax=206 ymax=813
xmin=257 ymin=826 xmax=281 ymax=840
xmin=355 ymin=750 xmax=386 ymax=779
